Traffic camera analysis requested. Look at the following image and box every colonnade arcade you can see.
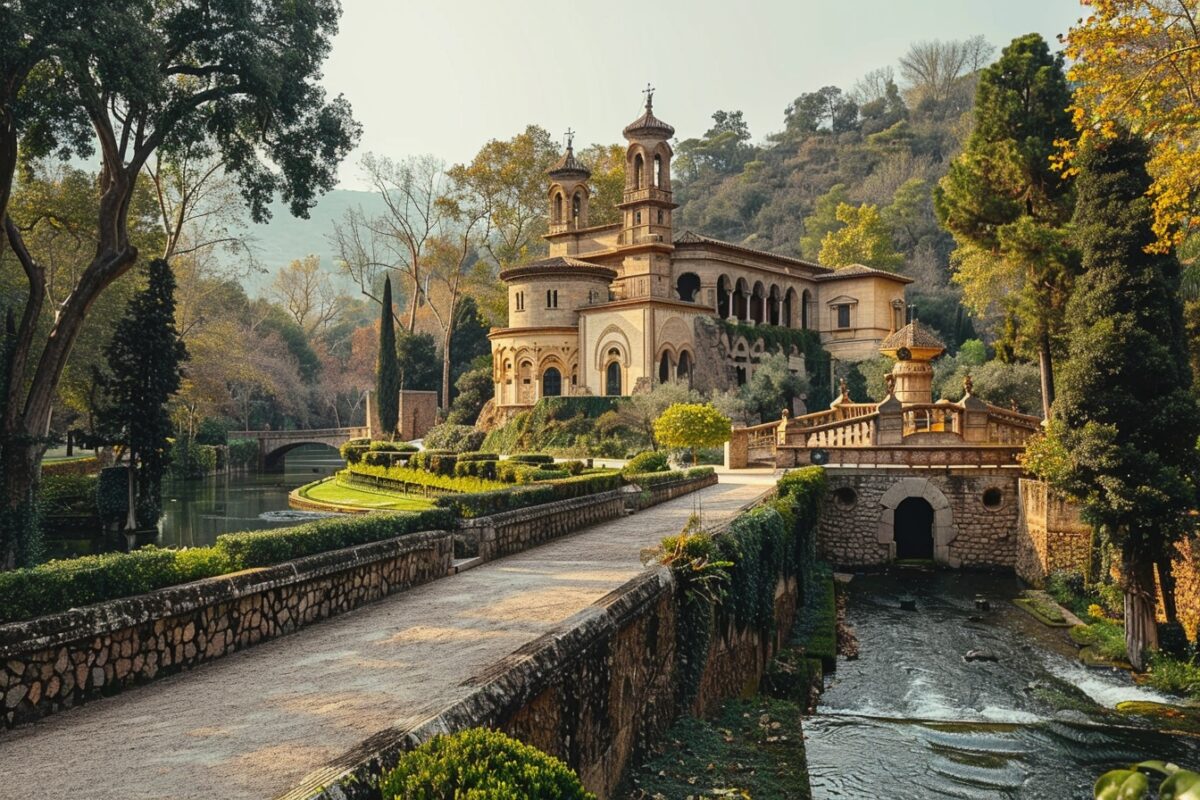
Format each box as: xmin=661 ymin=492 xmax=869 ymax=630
xmin=676 ymin=273 xmax=815 ymax=329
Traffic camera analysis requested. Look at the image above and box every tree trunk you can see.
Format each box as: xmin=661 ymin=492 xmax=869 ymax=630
xmin=0 ymin=439 xmax=43 ymax=569
xmin=441 ymin=326 xmax=453 ymax=413
xmin=1123 ymin=543 xmax=1159 ymax=672
xmin=124 ymin=452 xmax=138 ymax=531
xmin=1037 ymin=330 xmax=1055 ymax=420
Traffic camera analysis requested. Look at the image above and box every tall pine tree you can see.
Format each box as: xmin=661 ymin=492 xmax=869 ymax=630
xmin=1028 ymin=133 xmax=1200 ymax=669
xmin=98 ymin=259 xmax=187 ymax=530
xmin=376 ymin=277 xmax=399 ymax=439
xmin=935 ymin=33 xmax=1076 ymax=418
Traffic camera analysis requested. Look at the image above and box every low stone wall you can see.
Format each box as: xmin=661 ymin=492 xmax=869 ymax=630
xmin=817 ymin=468 xmax=1020 ymax=568
xmin=457 ymin=489 xmax=631 ymax=561
xmin=633 ymin=472 xmax=720 ymax=510
xmin=291 ymin=566 xmax=800 ymax=800
xmin=0 ymin=531 xmax=454 ymax=729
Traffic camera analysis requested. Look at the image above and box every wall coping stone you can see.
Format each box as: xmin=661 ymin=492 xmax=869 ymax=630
xmin=0 ymin=529 xmax=451 ymax=658
xmin=282 ymin=566 xmax=678 ymax=800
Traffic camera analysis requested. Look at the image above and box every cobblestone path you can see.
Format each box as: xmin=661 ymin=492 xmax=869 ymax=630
xmin=0 ymin=478 xmax=768 ymax=800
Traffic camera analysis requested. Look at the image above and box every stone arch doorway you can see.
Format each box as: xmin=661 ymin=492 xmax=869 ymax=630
xmin=894 ymin=497 xmax=933 ymax=559
xmin=876 ymin=477 xmax=958 ymax=566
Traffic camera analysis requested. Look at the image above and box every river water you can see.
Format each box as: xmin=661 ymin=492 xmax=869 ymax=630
xmin=805 ymin=571 xmax=1200 ymax=799
xmin=156 ymin=444 xmax=343 ymax=549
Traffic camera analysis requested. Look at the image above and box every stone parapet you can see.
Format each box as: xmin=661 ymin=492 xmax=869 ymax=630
xmin=632 ymin=472 xmax=720 ymax=510
xmin=0 ymin=530 xmax=454 ymax=729
xmin=457 ymin=489 xmax=632 ymax=561
xmin=287 ymin=557 xmax=800 ymax=800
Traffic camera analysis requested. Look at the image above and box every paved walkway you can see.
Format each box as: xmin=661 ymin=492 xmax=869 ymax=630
xmin=0 ymin=478 xmax=770 ymax=800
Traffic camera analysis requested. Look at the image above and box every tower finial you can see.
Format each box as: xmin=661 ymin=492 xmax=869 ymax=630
xmin=643 ymin=82 xmax=655 ymax=110
xmin=564 ymin=127 xmax=575 ymax=152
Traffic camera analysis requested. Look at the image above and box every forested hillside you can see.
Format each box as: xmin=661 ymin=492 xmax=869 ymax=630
xmin=672 ymin=36 xmax=995 ymax=348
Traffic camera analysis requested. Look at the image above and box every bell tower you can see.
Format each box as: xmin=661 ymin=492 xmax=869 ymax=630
xmin=548 ymin=129 xmax=590 ymax=235
xmin=617 ymin=85 xmax=677 ymax=299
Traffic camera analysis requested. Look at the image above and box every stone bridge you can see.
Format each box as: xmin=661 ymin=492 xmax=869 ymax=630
xmin=240 ymin=426 xmax=369 ymax=469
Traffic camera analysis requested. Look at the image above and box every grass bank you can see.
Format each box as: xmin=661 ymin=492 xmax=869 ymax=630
xmin=296 ymin=476 xmax=433 ymax=512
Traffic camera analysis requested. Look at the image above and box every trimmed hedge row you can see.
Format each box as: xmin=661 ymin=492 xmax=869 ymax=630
xmin=0 ymin=508 xmax=455 ymax=624
xmin=507 ymin=453 xmax=554 ymax=465
xmin=41 ymin=456 xmax=101 ymax=477
xmin=623 ymin=450 xmax=669 ymax=475
xmin=434 ymin=471 xmax=623 ymax=519
xmin=625 ymin=466 xmax=715 ymax=489
xmin=347 ymin=463 xmax=508 ymax=494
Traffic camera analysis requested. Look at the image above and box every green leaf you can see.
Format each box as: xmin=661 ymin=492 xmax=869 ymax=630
xmin=1161 ymin=770 xmax=1200 ymax=800
xmin=1094 ymin=770 xmax=1149 ymax=800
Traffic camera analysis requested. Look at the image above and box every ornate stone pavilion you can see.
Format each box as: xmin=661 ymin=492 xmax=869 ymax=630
xmin=729 ymin=321 xmax=1045 ymax=569
xmin=488 ymin=91 xmax=912 ymax=413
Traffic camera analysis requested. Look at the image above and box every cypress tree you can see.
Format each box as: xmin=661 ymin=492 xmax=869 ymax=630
xmin=1033 ymin=134 xmax=1200 ymax=669
xmin=376 ymin=276 xmax=399 ymax=439
xmin=98 ymin=259 xmax=187 ymax=530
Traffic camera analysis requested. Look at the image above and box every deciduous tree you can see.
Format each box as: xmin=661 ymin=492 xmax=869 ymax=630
xmin=653 ymin=403 xmax=732 ymax=466
xmin=0 ymin=0 xmax=359 ymax=568
xmin=818 ymin=202 xmax=904 ymax=271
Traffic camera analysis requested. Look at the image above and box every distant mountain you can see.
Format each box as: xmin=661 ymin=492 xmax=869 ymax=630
xmin=239 ymin=188 xmax=388 ymax=295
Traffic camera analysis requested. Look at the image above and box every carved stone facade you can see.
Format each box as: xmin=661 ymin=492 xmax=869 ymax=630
xmin=489 ymin=93 xmax=912 ymax=414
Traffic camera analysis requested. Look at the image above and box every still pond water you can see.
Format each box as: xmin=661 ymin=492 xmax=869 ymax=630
xmin=157 ymin=443 xmax=344 ymax=549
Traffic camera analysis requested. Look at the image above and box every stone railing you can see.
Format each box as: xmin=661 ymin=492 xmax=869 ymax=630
xmin=632 ymin=471 xmax=720 ymax=510
xmin=901 ymin=403 xmax=962 ymax=437
xmin=778 ymin=444 xmax=1025 ymax=469
xmin=0 ymin=530 xmax=453 ymax=729
xmin=986 ymin=410 xmax=1041 ymax=445
xmin=795 ymin=414 xmax=880 ymax=448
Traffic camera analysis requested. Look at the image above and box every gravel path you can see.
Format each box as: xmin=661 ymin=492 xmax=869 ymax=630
xmin=0 ymin=478 xmax=768 ymax=800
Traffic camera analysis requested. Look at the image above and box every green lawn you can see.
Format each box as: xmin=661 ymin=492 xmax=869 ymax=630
xmin=299 ymin=477 xmax=434 ymax=512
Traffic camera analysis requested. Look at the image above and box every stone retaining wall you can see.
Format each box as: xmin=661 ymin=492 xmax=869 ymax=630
xmin=291 ymin=566 xmax=800 ymax=800
xmin=0 ymin=531 xmax=454 ymax=729
xmin=633 ymin=472 xmax=720 ymax=510
xmin=457 ymin=489 xmax=631 ymax=561
xmin=817 ymin=468 xmax=1021 ymax=568
xmin=1014 ymin=479 xmax=1091 ymax=586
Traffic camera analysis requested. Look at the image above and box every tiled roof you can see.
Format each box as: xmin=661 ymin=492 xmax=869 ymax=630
xmin=673 ymin=230 xmax=831 ymax=273
xmin=526 ymin=256 xmax=605 ymax=269
xmin=623 ymin=103 xmax=675 ymax=139
xmin=548 ymin=146 xmax=590 ymax=179
xmin=815 ymin=263 xmax=914 ymax=284
xmin=880 ymin=321 xmax=946 ymax=351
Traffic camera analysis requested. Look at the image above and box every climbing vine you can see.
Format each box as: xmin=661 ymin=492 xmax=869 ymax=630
xmin=718 ymin=321 xmax=833 ymax=409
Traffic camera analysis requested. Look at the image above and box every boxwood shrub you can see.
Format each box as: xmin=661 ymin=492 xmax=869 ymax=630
xmin=409 ymin=450 xmax=458 ymax=475
xmin=340 ymin=438 xmax=371 ymax=464
xmin=380 ymin=728 xmax=594 ymax=800
xmin=623 ymin=450 xmax=669 ymax=475
xmin=454 ymin=459 xmax=498 ymax=480
xmin=369 ymin=440 xmax=418 ymax=453
xmin=507 ymin=453 xmax=555 ymax=465
xmin=363 ymin=451 xmax=414 ymax=468
xmin=435 ymin=471 xmax=623 ymax=518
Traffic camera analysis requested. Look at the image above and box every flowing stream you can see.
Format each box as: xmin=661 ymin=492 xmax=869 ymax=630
xmin=805 ymin=571 xmax=1200 ymax=799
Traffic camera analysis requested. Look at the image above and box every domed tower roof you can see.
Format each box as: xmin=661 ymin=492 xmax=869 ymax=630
xmin=548 ymin=138 xmax=591 ymax=181
xmin=623 ymin=87 xmax=675 ymax=140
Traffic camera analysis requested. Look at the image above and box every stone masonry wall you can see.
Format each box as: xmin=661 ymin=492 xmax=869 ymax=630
xmin=458 ymin=489 xmax=631 ymax=561
xmin=302 ymin=562 xmax=801 ymax=800
xmin=817 ymin=468 xmax=1021 ymax=568
xmin=1169 ymin=537 xmax=1200 ymax=641
xmin=634 ymin=472 xmax=720 ymax=510
xmin=0 ymin=531 xmax=453 ymax=729
xmin=1014 ymin=479 xmax=1091 ymax=586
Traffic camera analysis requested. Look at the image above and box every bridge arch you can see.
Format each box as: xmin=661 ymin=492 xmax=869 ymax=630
xmin=261 ymin=440 xmax=343 ymax=471
xmin=875 ymin=477 xmax=958 ymax=566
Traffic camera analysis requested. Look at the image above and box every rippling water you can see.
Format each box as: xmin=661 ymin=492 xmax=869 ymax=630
xmin=805 ymin=572 xmax=1200 ymax=799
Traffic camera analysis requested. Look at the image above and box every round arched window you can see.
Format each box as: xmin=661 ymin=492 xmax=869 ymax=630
xmin=542 ymin=367 xmax=562 ymax=397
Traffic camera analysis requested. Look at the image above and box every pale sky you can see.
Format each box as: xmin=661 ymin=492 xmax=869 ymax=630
xmin=322 ymin=0 xmax=1084 ymax=188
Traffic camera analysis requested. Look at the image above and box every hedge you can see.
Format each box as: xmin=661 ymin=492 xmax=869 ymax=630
xmin=434 ymin=471 xmax=623 ymax=518
xmin=457 ymin=452 xmax=499 ymax=463
xmin=347 ymin=463 xmax=508 ymax=494
xmin=422 ymin=423 xmax=486 ymax=453
xmin=227 ymin=438 xmax=259 ymax=469
xmin=0 ymin=509 xmax=455 ymax=624
xmin=363 ymin=451 xmax=415 ymax=468
xmin=625 ymin=466 xmax=714 ymax=489
xmin=454 ymin=459 xmax=498 ymax=480
xmin=38 ymin=474 xmax=98 ymax=515
xmin=507 ymin=453 xmax=555 ymax=465
xmin=40 ymin=456 xmax=101 ymax=477
xmin=369 ymin=440 xmax=419 ymax=453
xmin=340 ymin=438 xmax=371 ymax=464
xmin=214 ymin=508 xmax=455 ymax=568
xmin=409 ymin=450 xmax=458 ymax=475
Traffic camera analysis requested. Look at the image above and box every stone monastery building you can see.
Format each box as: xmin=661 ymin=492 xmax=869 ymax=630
xmin=488 ymin=92 xmax=913 ymax=411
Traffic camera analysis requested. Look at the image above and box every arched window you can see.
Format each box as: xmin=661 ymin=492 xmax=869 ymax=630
xmin=657 ymin=209 xmax=664 ymax=225
xmin=605 ymin=361 xmax=622 ymax=396
xmin=659 ymin=351 xmax=672 ymax=383
xmin=677 ymin=351 xmax=692 ymax=381
xmin=572 ymin=192 xmax=582 ymax=223
xmin=676 ymin=272 xmax=700 ymax=302
xmin=653 ymin=154 xmax=663 ymax=187
xmin=542 ymin=367 xmax=562 ymax=397
xmin=635 ymin=211 xmax=642 ymax=225
xmin=553 ymin=192 xmax=563 ymax=223
xmin=801 ymin=289 xmax=812 ymax=329
xmin=634 ymin=154 xmax=644 ymax=189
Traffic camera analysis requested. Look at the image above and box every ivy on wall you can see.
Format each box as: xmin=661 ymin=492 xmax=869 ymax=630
xmin=718 ymin=321 xmax=833 ymax=409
